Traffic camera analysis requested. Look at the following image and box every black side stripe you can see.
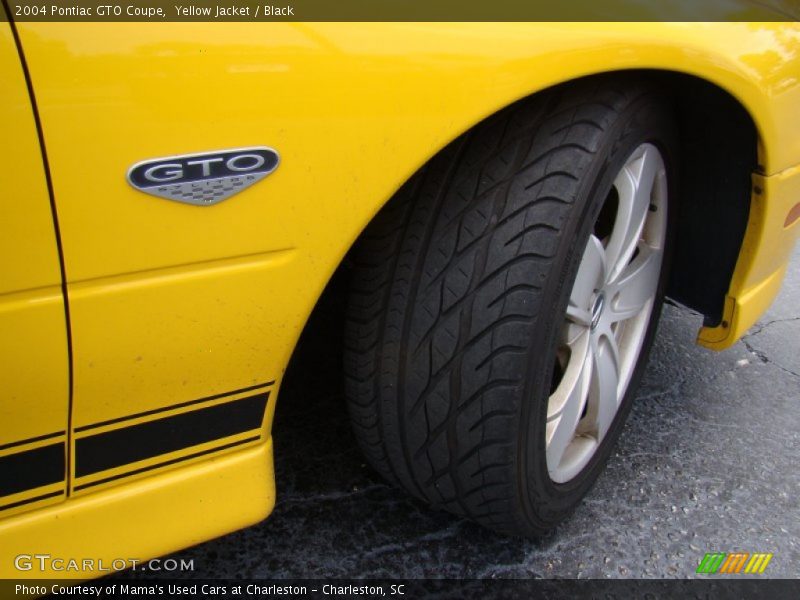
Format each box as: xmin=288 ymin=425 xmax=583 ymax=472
xmin=0 ymin=443 xmax=65 ymax=497
xmin=75 ymin=392 xmax=268 ymax=477
xmin=74 ymin=436 xmax=260 ymax=491
xmin=0 ymin=431 xmax=65 ymax=452
xmin=0 ymin=491 xmax=64 ymax=512
xmin=74 ymin=381 xmax=274 ymax=433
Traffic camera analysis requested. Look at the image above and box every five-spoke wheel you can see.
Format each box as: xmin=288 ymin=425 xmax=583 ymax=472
xmin=547 ymin=143 xmax=668 ymax=483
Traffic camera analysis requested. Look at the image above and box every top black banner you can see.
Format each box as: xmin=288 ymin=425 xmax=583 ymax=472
xmin=2 ymin=0 xmax=800 ymax=22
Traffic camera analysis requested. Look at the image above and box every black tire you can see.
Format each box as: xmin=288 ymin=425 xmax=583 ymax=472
xmin=344 ymin=79 xmax=676 ymax=536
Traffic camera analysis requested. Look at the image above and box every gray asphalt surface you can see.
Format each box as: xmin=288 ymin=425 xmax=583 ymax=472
xmin=158 ymin=246 xmax=799 ymax=579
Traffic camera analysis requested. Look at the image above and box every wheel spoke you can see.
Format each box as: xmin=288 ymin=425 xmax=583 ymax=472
xmin=607 ymin=243 xmax=663 ymax=323
xmin=605 ymin=145 xmax=661 ymax=283
xmin=566 ymin=303 xmax=592 ymax=327
xmin=589 ymin=331 xmax=621 ymax=440
xmin=546 ymin=334 xmax=591 ymax=473
xmin=570 ymin=234 xmax=606 ymax=312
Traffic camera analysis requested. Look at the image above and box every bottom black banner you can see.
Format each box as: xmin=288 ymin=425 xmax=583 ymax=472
xmin=2 ymin=579 xmax=799 ymax=600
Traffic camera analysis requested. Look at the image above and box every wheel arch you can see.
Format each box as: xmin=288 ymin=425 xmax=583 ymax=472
xmin=307 ymin=69 xmax=760 ymax=335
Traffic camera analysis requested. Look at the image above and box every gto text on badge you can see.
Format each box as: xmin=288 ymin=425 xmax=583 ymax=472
xmin=126 ymin=147 xmax=280 ymax=206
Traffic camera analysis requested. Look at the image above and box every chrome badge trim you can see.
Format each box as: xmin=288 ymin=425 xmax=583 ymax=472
xmin=126 ymin=147 xmax=280 ymax=206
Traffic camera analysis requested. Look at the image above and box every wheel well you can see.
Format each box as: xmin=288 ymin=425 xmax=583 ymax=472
xmin=651 ymin=71 xmax=758 ymax=326
xmin=308 ymin=70 xmax=758 ymax=339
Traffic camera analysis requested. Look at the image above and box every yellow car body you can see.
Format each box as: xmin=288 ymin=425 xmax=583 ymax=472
xmin=1 ymin=19 xmax=799 ymax=577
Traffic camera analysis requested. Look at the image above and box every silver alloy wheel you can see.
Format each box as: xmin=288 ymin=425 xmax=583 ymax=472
xmin=546 ymin=143 xmax=668 ymax=483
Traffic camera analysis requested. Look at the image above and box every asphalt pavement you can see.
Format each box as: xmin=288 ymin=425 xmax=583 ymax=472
xmin=148 ymin=245 xmax=800 ymax=580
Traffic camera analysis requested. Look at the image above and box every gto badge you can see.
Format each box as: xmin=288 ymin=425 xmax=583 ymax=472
xmin=126 ymin=147 xmax=279 ymax=206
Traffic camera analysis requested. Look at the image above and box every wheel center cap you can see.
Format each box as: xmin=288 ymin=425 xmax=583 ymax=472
xmin=590 ymin=292 xmax=606 ymax=331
